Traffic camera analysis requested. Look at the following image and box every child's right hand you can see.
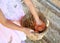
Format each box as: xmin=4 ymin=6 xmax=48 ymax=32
xmin=27 ymin=32 xmax=38 ymax=41
xmin=23 ymin=28 xmax=39 ymax=41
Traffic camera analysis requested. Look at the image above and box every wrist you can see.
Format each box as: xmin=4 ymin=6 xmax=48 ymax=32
xmin=22 ymin=28 xmax=29 ymax=34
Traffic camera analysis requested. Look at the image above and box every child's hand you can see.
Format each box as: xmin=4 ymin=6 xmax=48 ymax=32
xmin=23 ymin=28 xmax=39 ymax=41
xmin=27 ymin=32 xmax=38 ymax=41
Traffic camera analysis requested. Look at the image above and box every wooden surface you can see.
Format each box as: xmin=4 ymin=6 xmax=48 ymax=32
xmin=50 ymin=0 xmax=60 ymax=7
xmin=40 ymin=0 xmax=60 ymax=17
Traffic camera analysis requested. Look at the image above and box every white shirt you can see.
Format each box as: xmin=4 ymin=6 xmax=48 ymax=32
xmin=0 ymin=0 xmax=26 ymax=43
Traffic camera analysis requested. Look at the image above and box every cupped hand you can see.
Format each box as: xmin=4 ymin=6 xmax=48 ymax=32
xmin=23 ymin=28 xmax=39 ymax=41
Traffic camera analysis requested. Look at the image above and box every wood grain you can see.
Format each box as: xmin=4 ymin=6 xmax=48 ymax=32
xmin=50 ymin=0 xmax=60 ymax=7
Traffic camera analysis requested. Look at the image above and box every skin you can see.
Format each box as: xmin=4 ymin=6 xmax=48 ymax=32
xmin=0 ymin=0 xmax=44 ymax=40
xmin=24 ymin=0 xmax=42 ymax=25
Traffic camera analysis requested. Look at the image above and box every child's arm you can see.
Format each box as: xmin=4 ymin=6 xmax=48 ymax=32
xmin=24 ymin=0 xmax=43 ymax=25
xmin=24 ymin=0 xmax=46 ymax=32
xmin=0 ymin=9 xmax=38 ymax=40
xmin=0 ymin=9 xmax=25 ymax=32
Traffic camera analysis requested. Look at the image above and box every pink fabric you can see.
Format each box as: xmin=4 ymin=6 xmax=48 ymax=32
xmin=0 ymin=23 xmax=26 ymax=43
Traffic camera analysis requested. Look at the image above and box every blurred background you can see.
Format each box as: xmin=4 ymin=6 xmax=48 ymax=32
xmin=21 ymin=0 xmax=60 ymax=43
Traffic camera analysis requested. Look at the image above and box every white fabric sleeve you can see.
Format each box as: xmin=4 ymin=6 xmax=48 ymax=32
xmin=0 ymin=0 xmax=25 ymax=21
xmin=0 ymin=0 xmax=2 ymax=8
